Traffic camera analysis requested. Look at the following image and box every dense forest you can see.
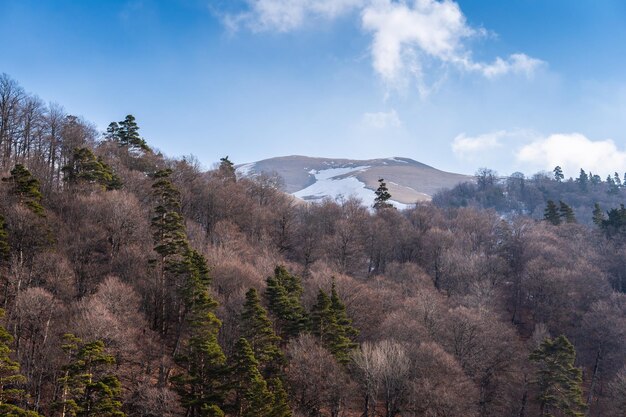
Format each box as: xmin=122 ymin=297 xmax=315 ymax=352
xmin=1 ymin=73 xmax=626 ymax=417
xmin=433 ymin=166 xmax=626 ymax=226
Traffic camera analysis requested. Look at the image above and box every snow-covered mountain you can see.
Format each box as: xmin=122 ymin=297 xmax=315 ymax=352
xmin=237 ymin=156 xmax=471 ymax=208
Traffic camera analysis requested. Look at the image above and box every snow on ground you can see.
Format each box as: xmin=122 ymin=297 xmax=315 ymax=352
xmin=294 ymin=175 xmax=373 ymax=203
xmin=235 ymin=163 xmax=256 ymax=177
xmin=293 ymin=166 xmax=412 ymax=210
xmin=309 ymin=166 xmax=369 ymax=180
xmin=388 ymin=200 xmax=411 ymax=210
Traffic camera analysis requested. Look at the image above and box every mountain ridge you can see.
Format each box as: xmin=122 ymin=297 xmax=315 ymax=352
xmin=237 ymin=155 xmax=472 ymax=207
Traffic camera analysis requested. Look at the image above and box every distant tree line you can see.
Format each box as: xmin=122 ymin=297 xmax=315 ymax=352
xmin=434 ymin=165 xmax=626 ymax=226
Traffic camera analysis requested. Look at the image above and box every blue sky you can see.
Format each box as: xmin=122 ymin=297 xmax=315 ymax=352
xmin=1 ymin=0 xmax=626 ymax=176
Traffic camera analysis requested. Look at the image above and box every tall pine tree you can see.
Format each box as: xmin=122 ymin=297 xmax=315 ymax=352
xmin=229 ymin=338 xmax=274 ymax=417
xmin=171 ymin=250 xmax=227 ymax=417
xmin=217 ymin=157 xmax=236 ymax=183
xmin=607 ymin=175 xmax=620 ymax=195
xmin=2 ymin=165 xmax=45 ymax=216
xmin=373 ymin=178 xmax=393 ymax=210
xmin=240 ymin=288 xmax=283 ymax=377
xmin=1 ymin=166 xmax=52 ymax=259
xmin=544 ymin=200 xmax=561 ymax=225
xmin=56 ymin=334 xmax=125 ymax=417
xmin=310 ymin=287 xmax=357 ymax=365
xmin=267 ymin=378 xmax=291 ymax=417
xmin=0 ymin=309 xmax=41 ymax=417
xmin=558 ymin=201 xmax=576 ymax=224
xmin=592 ymin=203 xmax=605 ymax=226
xmin=150 ymin=169 xmax=189 ymax=335
xmin=117 ymin=115 xmax=150 ymax=152
xmin=264 ymin=266 xmax=307 ymax=339
xmin=104 ymin=122 xmax=119 ymax=141
xmin=62 ymin=148 xmax=122 ymax=191
xmin=530 ymin=335 xmax=586 ymax=417
xmin=576 ymin=169 xmax=588 ymax=192
xmin=330 ymin=282 xmax=359 ymax=341
xmin=599 ymin=204 xmax=626 ymax=237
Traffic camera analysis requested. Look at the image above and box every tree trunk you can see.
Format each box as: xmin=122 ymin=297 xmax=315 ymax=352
xmin=586 ymin=348 xmax=602 ymax=416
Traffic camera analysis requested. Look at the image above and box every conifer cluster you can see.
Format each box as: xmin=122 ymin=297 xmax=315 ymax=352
xmin=106 ymin=115 xmax=151 ymax=152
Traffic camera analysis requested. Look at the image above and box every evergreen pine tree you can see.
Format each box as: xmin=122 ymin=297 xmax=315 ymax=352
xmin=151 ymin=171 xmax=227 ymax=416
xmin=151 ymin=169 xmax=188 ymax=260
xmin=614 ymin=172 xmax=622 ymax=187
xmin=218 ymin=156 xmax=236 ymax=182
xmin=600 ymin=204 xmax=626 ymax=237
xmin=330 ymin=281 xmax=359 ymax=340
xmin=150 ymin=169 xmax=189 ymax=334
xmin=104 ymin=122 xmax=120 ymax=141
xmin=530 ymin=335 xmax=586 ymax=417
xmin=103 ymin=161 xmax=123 ymax=190
xmin=544 ymin=200 xmax=561 ymax=225
xmin=0 ymin=309 xmax=41 ymax=417
xmin=171 ymin=250 xmax=227 ymax=417
xmin=553 ymin=166 xmax=564 ymax=182
xmin=607 ymin=174 xmax=620 ymax=195
xmin=117 ymin=115 xmax=150 ymax=152
xmin=240 ymin=288 xmax=283 ymax=377
xmin=599 ymin=204 xmax=626 ymax=237
xmin=229 ymin=338 xmax=273 ymax=417
xmin=267 ymin=378 xmax=292 ymax=417
xmin=310 ymin=289 xmax=334 ymax=342
xmin=589 ymin=173 xmax=602 ymax=186
xmin=2 ymin=165 xmax=45 ymax=216
xmin=558 ymin=201 xmax=576 ymax=224
xmin=1 ymin=166 xmax=52 ymax=254
xmin=576 ymin=169 xmax=588 ymax=191
xmin=373 ymin=178 xmax=393 ymax=210
xmin=310 ymin=289 xmax=356 ymax=365
xmin=56 ymin=334 xmax=125 ymax=417
xmin=264 ymin=266 xmax=307 ymax=339
xmin=592 ymin=203 xmax=606 ymax=227
xmin=62 ymin=148 xmax=122 ymax=191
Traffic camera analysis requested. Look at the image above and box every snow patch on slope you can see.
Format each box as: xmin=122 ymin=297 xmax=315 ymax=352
xmin=293 ymin=166 xmax=410 ymax=210
xmin=310 ymin=166 xmax=369 ymax=180
xmin=236 ymin=162 xmax=256 ymax=177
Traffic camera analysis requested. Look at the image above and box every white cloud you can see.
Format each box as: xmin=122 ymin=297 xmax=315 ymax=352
xmin=362 ymin=109 xmax=402 ymax=128
xmin=361 ymin=0 xmax=472 ymax=84
xmin=516 ymin=133 xmax=626 ymax=177
xmin=470 ymin=53 xmax=544 ymax=79
xmin=361 ymin=0 xmax=544 ymax=86
xmin=452 ymin=129 xmax=540 ymax=159
xmin=452 ymin=130 xmax=505 ymax=158
xmin=224 ymin=0 xmax=544 ymax=90
xmin=226 ymin=0 xmax=362 ymax=32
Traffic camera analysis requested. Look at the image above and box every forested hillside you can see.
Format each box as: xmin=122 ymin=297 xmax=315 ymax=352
xmin=1 ymin=73 xmax=626 ymax=417
xmin=434 ymin=167 xmax=626 ymax=226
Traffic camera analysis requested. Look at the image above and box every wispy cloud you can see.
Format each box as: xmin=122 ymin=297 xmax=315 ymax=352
xmin=224 ymin=0 xmax=362 ymax=32
xmin=452 ymin=129 xmax=539 ymax=163
xmin=477 ymin=54 xmax=544 ymax=79
xmin=362 ymin=109 xmax=402 ymax=129
xmin=223 ymin=0 xmax=544 ymax=91
xmin=516 ymin=133 xmax=626 ymax=177
xmin=452 ymin=130 xmax=506 ymax=158
xmin=361 ymin=0 xmax=544 ymax=89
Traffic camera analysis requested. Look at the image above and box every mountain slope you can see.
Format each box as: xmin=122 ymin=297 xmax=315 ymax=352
xmin=237 ymin=156 xmax=472 ymax=208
